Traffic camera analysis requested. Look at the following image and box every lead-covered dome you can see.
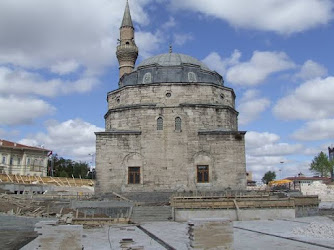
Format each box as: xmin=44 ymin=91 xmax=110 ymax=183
xmin=119 ymin=52 xmax=223 ymax=88
xmin=137 ymin=53 xmax=210 ymax=71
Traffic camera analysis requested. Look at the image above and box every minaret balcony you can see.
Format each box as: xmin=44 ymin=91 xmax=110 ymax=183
xmin=116 ymin=44 xmax=138 ymax=53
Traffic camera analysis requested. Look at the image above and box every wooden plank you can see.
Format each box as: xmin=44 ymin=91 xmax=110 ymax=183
xmin=171 ymin=197 xmax=296 ymax=209
xmin=39 ymin=176 xmax=45 ymax=184
xmin=233 ymin=199 xmax=241 ymax=221
xmin=14 ymin=174 xmax=20 ymax=183
xmin=57 ymin=177 xmax=66 ymax=186
xmin=6 ymin=173 xmax=13 ymax=183
xmin=72 ymin=175 xmax=77 ymax=186
xmin=66 ymin=178 xmax=71 ymax=187
xmin=112 ymin=191 xmax=131 ymax=201
xmin=20 ymin=175 xmax=25 ymax=184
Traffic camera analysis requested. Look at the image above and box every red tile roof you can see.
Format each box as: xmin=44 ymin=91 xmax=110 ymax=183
xmin=0 ymin=139 xmax=49 ymax=152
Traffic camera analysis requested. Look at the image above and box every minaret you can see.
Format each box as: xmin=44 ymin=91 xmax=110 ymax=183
xmin=116 ymin=0 xmax=138 ymax=79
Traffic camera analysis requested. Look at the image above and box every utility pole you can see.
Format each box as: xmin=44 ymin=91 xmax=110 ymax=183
xmin=329 ymin=146 xmax=334 ymax=181
xmin=88 ymin=153 xmax=96 ymax=179
xmin=51 ymin=155 xmax=54 ymax=177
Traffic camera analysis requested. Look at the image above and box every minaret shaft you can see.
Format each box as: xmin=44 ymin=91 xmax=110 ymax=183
xmin=116 ymin=1 xmax=138 ymax=79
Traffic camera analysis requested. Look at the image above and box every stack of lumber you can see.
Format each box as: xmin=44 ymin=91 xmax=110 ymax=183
xmin=0 ymin=193 xmax=53 ymax=217
xmin=0 ymin=173 xmax=94 ymax=187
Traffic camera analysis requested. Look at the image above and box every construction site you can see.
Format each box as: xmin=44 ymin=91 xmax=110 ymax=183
xmin=1 ymin=2 xmax=334 ymax=249
xmin=0 ymin=173 xmax=334 ymax=249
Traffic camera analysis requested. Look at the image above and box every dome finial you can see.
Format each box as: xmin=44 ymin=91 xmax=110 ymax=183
xmin=169 ymin=44 xmax=173 ymax=53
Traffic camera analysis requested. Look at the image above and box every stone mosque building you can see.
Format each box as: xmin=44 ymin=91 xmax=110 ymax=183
xmin=95 ymin=1 xmax=246 ymax=195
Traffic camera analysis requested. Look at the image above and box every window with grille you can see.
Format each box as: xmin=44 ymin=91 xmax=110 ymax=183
xmin=143 ymin=72 xmax=152 ymax=84
xmin=10 ymin=157 xmax=13 ymax=165
xmin=157 ymin=117 xmax=163 ymax=130
xmin=2 ymin=156 xmax=6 ymax=164
xmin=197 ymin=165 xmax=209 ymax=183
xmin=128 ymin=167 xmax=140 ymax=184
xmin=188 ymin=72 xmax=197 ymax=82
xmin=175 ymin=117 xmax=182 ymax=131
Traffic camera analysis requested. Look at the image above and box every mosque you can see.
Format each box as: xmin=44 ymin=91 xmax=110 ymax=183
xmin=95 ymin=1 xmax=246 ymax=195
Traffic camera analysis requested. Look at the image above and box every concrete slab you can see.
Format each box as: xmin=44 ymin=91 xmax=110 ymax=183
xmin=81 ymin=225 xmax=164 ymax=250
xmin=18 ymin=216 xmax=334 ymax=249
xmin=175 ymin=208 xmax=295 ymax=222
xmin=0 ymin=215 xmax=55 ymax=250
xmin=22 ymin=223 xmax=83 ymax=250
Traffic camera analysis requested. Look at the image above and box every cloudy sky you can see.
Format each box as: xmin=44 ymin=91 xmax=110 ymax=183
xmin=0 ymin=0 xmax=333 ymax=182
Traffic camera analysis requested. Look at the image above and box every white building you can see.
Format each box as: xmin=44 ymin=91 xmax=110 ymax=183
xmin=0 ymin=139 xmax=49 ymax=176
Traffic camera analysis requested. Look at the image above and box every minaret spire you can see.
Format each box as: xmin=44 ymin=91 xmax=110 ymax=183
xmin=116 ymin=0 xmax=138 ymax=79
xmin=121 ymin=0 xmax=133 ymax=28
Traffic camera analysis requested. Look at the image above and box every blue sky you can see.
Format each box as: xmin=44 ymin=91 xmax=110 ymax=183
xmin=0 ymin=0 xmax=334 ymax=182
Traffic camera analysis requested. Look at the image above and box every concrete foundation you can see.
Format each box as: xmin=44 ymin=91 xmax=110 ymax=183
xmin=70 ymin=200 xmax=133 ymax=218
xmin=175 ymin=208 xmax=296 ymax=222
xmin=188 ymin=218 xmax=233 ymax=249
xmin=0 ymin=183 xmax=48 ymax=194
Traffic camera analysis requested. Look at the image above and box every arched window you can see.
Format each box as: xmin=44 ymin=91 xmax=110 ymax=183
xmin=188 ymin=72 xmax=197 ymax=82
xmin=157 ymin=117 xmax=163 ymax=130
xmin=175 ymin=117 xmax=181 ymax=131
xmin=143 ymin=72 xmax=152 ymax=84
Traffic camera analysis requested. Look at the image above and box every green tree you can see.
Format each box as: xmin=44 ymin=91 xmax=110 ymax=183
xmin=262 ymin=171 xmax=276 ymax=184
xmin=48 ymin=156 xmax=90 ymax=178
xmin=309 ymin=151 xmax=332 ymax=177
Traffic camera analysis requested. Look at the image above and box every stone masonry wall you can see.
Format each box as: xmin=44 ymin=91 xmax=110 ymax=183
xmin=107 ymin=83 xmax=235 ymax=110
xmin=95 ymin=83 xmax=246 ymax=194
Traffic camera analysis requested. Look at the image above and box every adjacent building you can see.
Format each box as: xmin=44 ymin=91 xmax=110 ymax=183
xmin=286 ymin=173 xmax=331 ymax=190
xmin=95 ymin=1 xmax=247 ymax=195
xmin=0 ymin=139 xmax=49 ymax=176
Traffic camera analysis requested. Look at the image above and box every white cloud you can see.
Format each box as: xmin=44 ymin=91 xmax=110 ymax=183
xmin=50 ymin=60 xmax=80 ymax=75
xmin=0 ymin=96 xmax=55 ymax=125
xmin=295 ymin=60 xmax=328 ymax=80
xmin=0 ymin=0 xmax=154 ymax=74
xmin=246 ymin=131 xmax=304 ymax=156
xmin=0 ymin=128 xmax=19 ymax=138
xmin=162 ymin=16 xmax=176 ymax=29
xmin=292 ymin=119 xmax=334 ymax=141
xmin=136 ymin=31 xmax=164 ymax=59
xmin=173 ymin=33 xmax=193 ymax=46
xmin=20 ymin=119 xmax=104 ymax=160
xmin=203 ymin=50 xmax=241 ymax=75
xmin=0 ymin=66 xmax=99 ymax=97
xmin=246 ymin=131 xmax=280 ymax=148
xmin=245 ymin=131 xmax=312 ymax=181
xmin=226 ymin=51 xmax=295 ymax=86
xmin=249 ymin=143 xmax=304 ymax=157
xmin=273 ymin=76 xmax=334 ymax=120
xmin=246 ymin=155 xmax=286 ymax=181
xmin=170 ymin=0 xmax=334 ymax=34
xmin=237 ymin=90 xmax=270 ymax=125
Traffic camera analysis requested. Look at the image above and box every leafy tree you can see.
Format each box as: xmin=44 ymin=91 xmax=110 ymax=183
xmin=262 ymin=171 xmax=276 ymax=184
xmin=48 ymin=156 xmax=90 ymax=179
xmin=58 ymin=170 xmax=69 ymax=178
xmin=309 ymin=151 xmax=333 ymax=177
